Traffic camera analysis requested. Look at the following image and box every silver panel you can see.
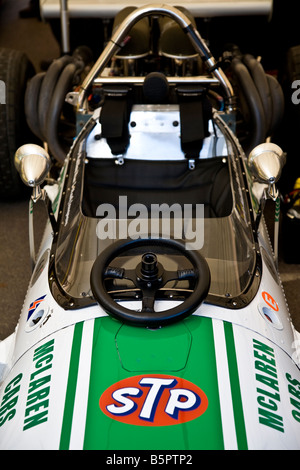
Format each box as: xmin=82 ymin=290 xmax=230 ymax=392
xmin=40 ymin=0 xmax=273 ymax=19
xmin=86 ymin=104 xmax=227 ymax=160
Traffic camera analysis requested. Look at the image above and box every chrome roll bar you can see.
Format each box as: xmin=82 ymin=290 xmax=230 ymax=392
xmin=93 ymin=76 xmax=219 ymax=86
xmin=76 ymin=4 xmax=234 ymax=113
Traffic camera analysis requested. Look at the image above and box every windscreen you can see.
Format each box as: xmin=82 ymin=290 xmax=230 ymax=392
xmin=53 ymin=117 xmax=257 ymax=308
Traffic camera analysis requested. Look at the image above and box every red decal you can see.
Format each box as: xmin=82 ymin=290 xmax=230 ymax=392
xmin=262 ymin=291 xmax=279 ymax=312
xmin=99 ymin=374 xmax=208 ymax=426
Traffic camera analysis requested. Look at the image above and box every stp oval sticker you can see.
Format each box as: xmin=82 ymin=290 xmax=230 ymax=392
xmin=99 ymin=374 xmax=208 ymax=426
xmin=262 ymin=291 xmax=279 ymax=311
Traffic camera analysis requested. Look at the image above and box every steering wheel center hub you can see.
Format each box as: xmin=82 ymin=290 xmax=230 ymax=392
xmin=136 ymin=252 xmax=163 ymax=285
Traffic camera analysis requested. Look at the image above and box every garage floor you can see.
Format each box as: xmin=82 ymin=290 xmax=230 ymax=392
xmin=0 ymin=0 xmax=299 ymax=340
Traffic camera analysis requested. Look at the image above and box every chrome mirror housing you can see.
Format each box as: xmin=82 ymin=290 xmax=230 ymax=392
xmin=248 ymin=142 xmax=286 ymax=185
xmin=248 ymin=143 xmax=286 ymax=201
xmin=14 ymin=144 xmax=54 ymax=267
xmin=14 ymin=144 xmax=51 ymax=188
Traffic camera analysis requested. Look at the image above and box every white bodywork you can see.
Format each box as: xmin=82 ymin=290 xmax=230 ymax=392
xmin=0 ymin=109 xmax=299 ymax=449
xmin=1 ymin=3 xmax=299 ymax=450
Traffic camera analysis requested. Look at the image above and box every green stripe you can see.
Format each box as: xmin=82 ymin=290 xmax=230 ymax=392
xmin=224 ymin=322 xmax=248 ymax=450
xmin=83 ymin=316 xmax=224 ymax=450
xmin=59 ymin=322 xmax=83 ymax=450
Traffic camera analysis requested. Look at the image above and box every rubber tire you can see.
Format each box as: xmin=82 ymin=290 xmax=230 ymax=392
xmin=0 ymin=48 xmax=35 ymax=199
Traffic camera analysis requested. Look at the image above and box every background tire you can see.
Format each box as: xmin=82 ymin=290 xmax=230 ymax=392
xmin=0 ymin=47 xmax=35 ymax=199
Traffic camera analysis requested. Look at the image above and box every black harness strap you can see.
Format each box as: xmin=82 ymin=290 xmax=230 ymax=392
xmin=177 ymin=86 xmax=210 ymax=161
xmin=100 ymin=87 xmax=132 ymax=156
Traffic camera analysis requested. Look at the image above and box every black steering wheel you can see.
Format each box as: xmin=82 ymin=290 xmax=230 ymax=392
xmin=90 ymin=238 xmax=210 ymax=327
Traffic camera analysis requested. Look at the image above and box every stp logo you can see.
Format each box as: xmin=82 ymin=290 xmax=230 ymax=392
xmin=262 ymin=291 xmax=279 ymax=312
xmin=99 ymin=374 xmax=208 ymax=426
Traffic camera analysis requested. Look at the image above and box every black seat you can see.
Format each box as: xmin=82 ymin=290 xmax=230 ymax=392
xmin=82 ymin=157 xmax=233 ymax=219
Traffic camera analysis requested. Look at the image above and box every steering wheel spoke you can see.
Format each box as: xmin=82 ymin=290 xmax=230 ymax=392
xmin=141 ymin=290 xmax=156 ymax=313
xmin=104 ymin=266 xmax=125 ymax=279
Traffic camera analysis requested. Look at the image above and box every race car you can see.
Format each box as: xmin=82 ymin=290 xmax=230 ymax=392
xmin=0 ymin=4 xmax=299 ymax=450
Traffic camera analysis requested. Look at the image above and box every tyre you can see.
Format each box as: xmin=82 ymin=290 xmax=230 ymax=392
xmin=0 ymin=47 xmax=35 ymax=199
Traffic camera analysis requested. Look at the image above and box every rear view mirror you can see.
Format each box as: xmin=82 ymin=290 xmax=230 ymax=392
xmin=14 ymin=144 xmax=51 ymax=189
xmin=14 ymin=144 xmax=54 ymax=267
xmin=248 ymin=142 xmax=286 ymax=185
